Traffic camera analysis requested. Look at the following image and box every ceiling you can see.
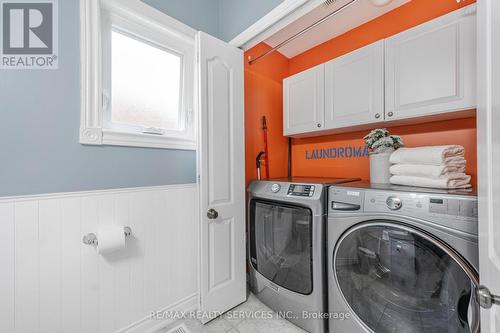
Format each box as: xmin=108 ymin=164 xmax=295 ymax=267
xmin=264 ymin=0 xmax=410 ymax=58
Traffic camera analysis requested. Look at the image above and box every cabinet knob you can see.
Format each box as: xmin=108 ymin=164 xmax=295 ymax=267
xmin=375 ymin=113 xmax=381 ymax=119
xmin=388 ymin=112 xmax=394 ymax=117
xmin=317 ymin=124 xmax=322 ymax=128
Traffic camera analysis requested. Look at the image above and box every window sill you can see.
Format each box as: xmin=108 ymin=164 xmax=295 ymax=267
xmin=80 ymin=127 xmax=196 ymax=150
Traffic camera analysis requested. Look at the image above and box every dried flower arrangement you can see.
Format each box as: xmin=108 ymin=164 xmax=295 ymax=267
xmin=364 ymin=128 xmax=404 ymax=154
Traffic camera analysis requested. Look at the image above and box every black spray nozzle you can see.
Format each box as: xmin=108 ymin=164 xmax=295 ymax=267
xmin=256 ymin=151 xmax=265 ymax=168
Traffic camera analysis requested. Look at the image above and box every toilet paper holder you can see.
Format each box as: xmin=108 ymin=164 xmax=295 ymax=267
xmin=82 ymin=226 xmax=132 ymax=246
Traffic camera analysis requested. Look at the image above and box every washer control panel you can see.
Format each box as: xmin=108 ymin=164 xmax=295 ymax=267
xmin=386 ymin=196 xmax=403 ymax=210
xmin=329 ymin=186 xmax=478 ymax=235
xmin=365 ymin=192 xmax=478 ymax=218
xmin=288 ymin=184 xmax=315 ymax=197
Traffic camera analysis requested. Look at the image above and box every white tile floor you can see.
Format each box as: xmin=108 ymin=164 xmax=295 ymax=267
xmin=156 ymin=292 xmax=307 ymax=333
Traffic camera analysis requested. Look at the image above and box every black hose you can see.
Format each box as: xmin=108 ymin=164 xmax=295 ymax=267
xmin=256 ymin=151 xmax=265 ymax=169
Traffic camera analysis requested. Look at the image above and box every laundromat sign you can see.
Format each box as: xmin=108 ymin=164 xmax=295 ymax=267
xmin=305 ymin=145 xmax=369 ymax=160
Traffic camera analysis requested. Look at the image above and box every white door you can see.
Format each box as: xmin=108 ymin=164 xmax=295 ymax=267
xmin=476 ymin=0 xmax=500 ymax=331
xmin=324 ymin=40 xmax=384 ymax=129
xmin=385 ymin=5 xmax=476 ymax=121
xmin=197 ymin=32 xmax=246 ymax=321
xmin=283 ymin=64 xmax=325 ymax=136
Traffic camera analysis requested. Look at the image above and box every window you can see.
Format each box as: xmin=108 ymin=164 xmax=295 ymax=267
xmin=109 ymin=31 xmax=182 ymax=132
xmin=80 ymin=0 xmax=196 ymax=149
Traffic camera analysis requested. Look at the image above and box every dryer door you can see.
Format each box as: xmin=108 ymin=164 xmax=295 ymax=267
xmin=333 ymin=222 xmax=479 ymax=333
xmin=250 ymin=200 xmax=313 ymax=295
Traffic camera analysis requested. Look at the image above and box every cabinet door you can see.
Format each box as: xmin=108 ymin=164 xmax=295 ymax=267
xmin=324 ymin=40 xmax=384 ymax=129
xmin=283 ymin=64 xmax=325 ymax=136
xmin=385 ymin=6 xmax=476 ymax=120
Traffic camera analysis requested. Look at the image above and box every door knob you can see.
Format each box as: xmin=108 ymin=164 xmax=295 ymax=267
xmin=375 ymin=113 xmax=381 ymax=119
xmin=207 ymin=209 xmax=219 ymax=219
xmin=388 ymin=111 xmax=394 ymax=117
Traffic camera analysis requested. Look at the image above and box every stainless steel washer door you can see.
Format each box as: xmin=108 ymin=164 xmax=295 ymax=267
xmin=333 ymin=221 xmax=479 ymax=333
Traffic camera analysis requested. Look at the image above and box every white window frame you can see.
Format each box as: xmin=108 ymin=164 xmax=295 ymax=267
xmin=80 ymin=0 xmax=197 ymax=150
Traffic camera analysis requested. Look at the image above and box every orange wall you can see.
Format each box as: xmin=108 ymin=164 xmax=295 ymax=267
xmin=292 ymin=118 xmax=477 ymax=185
xmin=245 ymin=43 xmax=290 ymax=186
xmin=244 ymin=0 xmax=477 ymax=185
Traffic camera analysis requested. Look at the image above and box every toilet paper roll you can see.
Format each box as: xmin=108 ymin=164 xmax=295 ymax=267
xmin=97 ymin=225 xmax=125 ymax=254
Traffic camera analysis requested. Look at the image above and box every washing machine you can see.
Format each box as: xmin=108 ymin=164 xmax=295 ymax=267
xmin=247 ymin=177 xmax=359 ymax=333
xmin=327 ymin=181 xmax=480 ymax=333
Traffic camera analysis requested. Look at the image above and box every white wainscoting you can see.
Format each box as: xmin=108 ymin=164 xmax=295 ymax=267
xmin=0 ymin=184 xmax=198 ymax=333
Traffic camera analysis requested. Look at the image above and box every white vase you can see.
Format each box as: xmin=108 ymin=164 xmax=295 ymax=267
xmin=369 ymin=152 xmax=392 ymax=184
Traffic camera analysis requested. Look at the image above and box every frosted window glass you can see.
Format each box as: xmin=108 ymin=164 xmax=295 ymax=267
xmin=111 ymin=31 xmax=182 ymax=130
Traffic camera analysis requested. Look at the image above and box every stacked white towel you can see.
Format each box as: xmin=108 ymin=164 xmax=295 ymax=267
xmin=388 ymin=145 xmax=471 ymax=189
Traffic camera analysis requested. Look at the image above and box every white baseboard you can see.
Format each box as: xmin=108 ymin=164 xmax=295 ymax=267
xmin=117 ymin=294 xmax=199 ymax=333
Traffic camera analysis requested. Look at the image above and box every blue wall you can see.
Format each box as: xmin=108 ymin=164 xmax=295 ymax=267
xmin=0 ymin=0 xmax=196 ymax=197
xmin=143 ymin=0 xmax=220 ymax=37
xmin=144 ymin=0 xmax=283 ymax=42
xmin=218 ymin=0 xmax=283 ymax=42
xmin=0 ymin=0 xmax=282 ymax=197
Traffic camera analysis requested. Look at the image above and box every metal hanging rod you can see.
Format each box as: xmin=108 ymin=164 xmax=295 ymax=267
xmin=248 ymin=0 xmax=358 ymax=65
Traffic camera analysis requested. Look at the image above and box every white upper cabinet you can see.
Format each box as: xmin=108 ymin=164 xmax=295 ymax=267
xmin=283 ymin=64 xmax=325 ymax=136
xmin=282 ymin=5 xmax=476 ymax=137
xmin=324 ymin=40 xmax=385 ymax=129
xmin=385 ymin=6 xmax=476 ymax=120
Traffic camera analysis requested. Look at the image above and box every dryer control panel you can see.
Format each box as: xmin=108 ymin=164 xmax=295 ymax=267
xmin=288 ymin=184 xmax=315 ymax=197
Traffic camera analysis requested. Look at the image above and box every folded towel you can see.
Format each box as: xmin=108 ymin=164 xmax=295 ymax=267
xmin=441 ymin=156 xmax=467 ymax=167
xmin=390 ymin=164 xmax=466 ymax=178
xmin=390 ymin=175 xmax=472 ymax=189
xmin=389 ymin=145 xmax=465 ymax=165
